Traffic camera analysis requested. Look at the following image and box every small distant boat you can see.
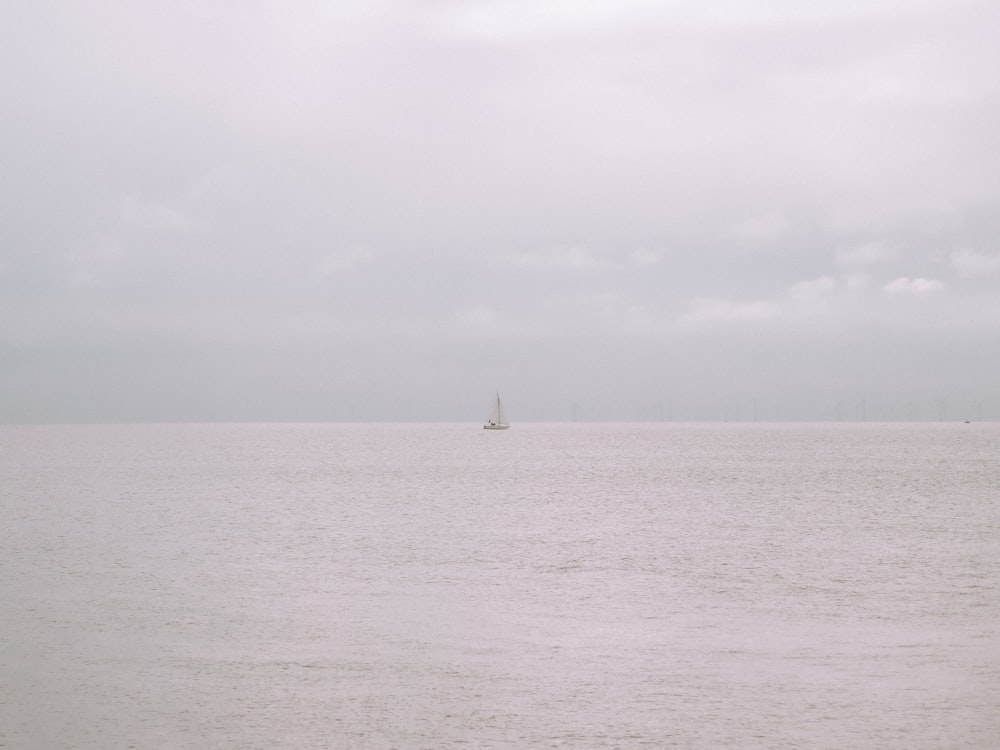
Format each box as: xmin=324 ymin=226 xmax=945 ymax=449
xmin=483 ymin=392 xmax=509 ymax=430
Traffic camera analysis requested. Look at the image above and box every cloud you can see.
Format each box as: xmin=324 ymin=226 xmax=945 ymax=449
xmin=677 ymin=297 xmax=781 ymax=329
xmin=835 ymin=241 xmax=900 ymax=266
xmin=673 ymin=274 xmax=875 ymax=333
xmin=452 ymin=304 xmax=544 ymax=337
xmin=787 ymin=275 xmax=837 ymax=302
xmin=844 ymin=272 xmax=871 ymax=291
xmin=3 ymin=0 xmax=1000 ymax=421
xmin=118 ymin=195 xmax=195 ymax=233
xmin=437 ymin=0 xmax=658 ymax=40
xmin=319 ymin=247 xmax=375 ymax=275
xmin=724 ymin=211 xmax=793 ymax=242
xmin=950 ymin=247 xmax=1000 ymax=278
xmin=496 ymin=246 xmax=613 ymax=271
xmin=780 ymin=275 xmax=864 ymax=325
xmin=883 ymin=277 xmax=944 ymax=293
xmin=629 ymin=247 xmax=663 ymax=265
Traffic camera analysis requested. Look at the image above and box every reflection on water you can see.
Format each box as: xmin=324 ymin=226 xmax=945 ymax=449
xmin=2 ymin=423 xmax=998 ymax=748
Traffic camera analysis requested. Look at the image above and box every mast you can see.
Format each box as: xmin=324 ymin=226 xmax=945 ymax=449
xmin=484 ymin=391 xmax=509 ymax=428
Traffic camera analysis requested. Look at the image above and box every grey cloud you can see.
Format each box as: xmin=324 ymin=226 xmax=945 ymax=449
xmin=1 ymin=0 xmax=998 ymax=422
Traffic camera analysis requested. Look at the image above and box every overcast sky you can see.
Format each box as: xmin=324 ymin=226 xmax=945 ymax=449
xmin=2 ymin=0 xmax=999 ymax=422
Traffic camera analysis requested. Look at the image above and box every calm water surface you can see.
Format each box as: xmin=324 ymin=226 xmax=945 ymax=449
xmin=1 ymin=423 xmax=998 ymax=748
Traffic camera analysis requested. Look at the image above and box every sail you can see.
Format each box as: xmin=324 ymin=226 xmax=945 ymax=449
xmin=494 ymin=393 xmax=505 ymax=425
xmin=484 ymin=392 xmax=509 ymax=429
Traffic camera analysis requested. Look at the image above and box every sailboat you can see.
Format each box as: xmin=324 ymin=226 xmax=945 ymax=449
xmin=483 ymin=392 xmax=509 ymax=430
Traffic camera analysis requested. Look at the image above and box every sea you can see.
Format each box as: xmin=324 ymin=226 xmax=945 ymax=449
xmin=1 ymin=422 xmax=998 ymax=749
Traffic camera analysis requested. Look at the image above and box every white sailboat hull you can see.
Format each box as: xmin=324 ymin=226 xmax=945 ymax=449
xmin=483 ymin=423 xmax=509 ymax=430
